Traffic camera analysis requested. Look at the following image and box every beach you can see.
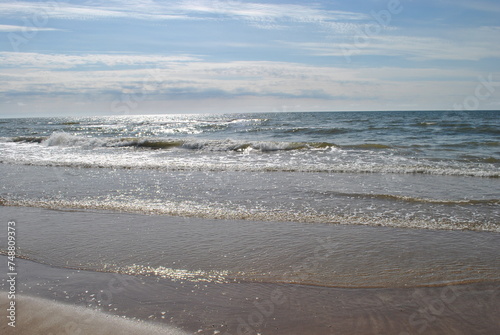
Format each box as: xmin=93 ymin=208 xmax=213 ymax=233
xmin=1 ymin=206 xmax=499 ymax=334
xmin=1 ymin=260 xmax=499 ymax=335
xmin=0 ymin=111 xmax=499 ymax=334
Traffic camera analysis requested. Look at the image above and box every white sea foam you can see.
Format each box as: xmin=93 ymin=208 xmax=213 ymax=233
xmin=1 ymin=133 xmax=498 ymax=177
xmin=42 ymin=132 xmax=110 ymax=148
xmin=2 ymin=197 xmax=497 ymax=232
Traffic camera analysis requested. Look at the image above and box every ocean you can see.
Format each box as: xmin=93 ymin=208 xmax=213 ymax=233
xmin=0 ymin=110 xmax=499 ymax=334
xmin=1 ymin=110 xmax=499 ymax=230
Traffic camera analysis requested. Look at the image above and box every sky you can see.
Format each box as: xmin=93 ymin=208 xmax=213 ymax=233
xmin=0 ymin=0 xmax=499 ymax=117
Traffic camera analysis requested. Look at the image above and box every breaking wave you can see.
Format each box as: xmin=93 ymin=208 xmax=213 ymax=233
xmin=2 ymin=131 xmax=498 ymax=178
xmin=12 ymin=133 xmax=337 ymax=152
xmin=1 ymin=197 xmax=498 ymax=232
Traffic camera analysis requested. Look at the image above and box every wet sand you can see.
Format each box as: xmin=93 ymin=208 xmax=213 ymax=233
xmin=1 ymin=256 xmax=499 ymax=334
xmin=0 ymin=294 xmax=187 ymax=335
xmin=1 ymin=205 xmax=499 ymax=334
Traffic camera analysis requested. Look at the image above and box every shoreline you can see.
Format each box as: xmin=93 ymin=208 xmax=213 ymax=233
xmin=2 ymin=252 xmax=495 ymax=290
xmin=1 ymin=206 xmax=499 ymax=289
xmin=1 ymin=256 xmax=499 ymax=334
xmin=0 ymin=205 xmax=499 ymax=334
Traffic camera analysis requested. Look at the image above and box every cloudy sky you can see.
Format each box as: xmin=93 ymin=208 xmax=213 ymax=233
xmin=0 ymin=0 xmax=499 ymax=117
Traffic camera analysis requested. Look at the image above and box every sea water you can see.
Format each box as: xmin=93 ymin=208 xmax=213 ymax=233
xmin=0 ymin=110 xmax=499 ymax=332
xmin=0 ymin=111 xmax=498 ymax=231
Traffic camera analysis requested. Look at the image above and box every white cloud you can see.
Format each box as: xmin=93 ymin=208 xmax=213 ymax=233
xmin=3 ymin=58 xmax=498 ymax=115
xmin=175 ymin=0 xmax=365 ymax=22
xmin=0 ymin=1 xmax=189 ymax=21
xmin=1 ymin=51 xmax=492 ymax=107
xmin=0 ymin=0 xmax=366 ymax=29
xmin=0 ymin=52 xmax=201 ymax=68
xmin=283 ymin=25 xmax=500 ymax=61
xmin=0 ymin=24 xmax=62 ymax=32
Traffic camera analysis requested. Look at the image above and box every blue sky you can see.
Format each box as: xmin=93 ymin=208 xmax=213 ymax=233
xmin=0 ymin=0 xmax=499 ymax=117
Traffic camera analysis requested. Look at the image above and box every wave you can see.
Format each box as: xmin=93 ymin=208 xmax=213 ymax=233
xmin=12 ymin=136 xmax=45 ymax=143
xmin=2 ymin=157 xmax=497 ymax=177
xmin=1 ymin=254 xmax=495 ymax=290
xmin=458 ymin=155 xmax=500 ymax=164
xmin=22 ymin=132 xmax=500 ymax=152
xmin=283 ymin=127 xmax=350 ymax=135
xmin=12 ymin=132 xmax=397 ymax=152
xmin=1 ymin=156 xmax=498 ymax=177
xmin=344 ymin=143 xmax=392 ymax=150
xmin=3 ymin=133 xmax=498 ymax=177
xmin=443 ymin=141 xmax=500 ymax=148
xmin=12 ymin=132 xmax=340 ymax=152
xmin=1 ymin=197 xmax=498 ymax=232
xmin=14 ymin=132 xmax=419 ymax=153
xmin=416 ymin=122 xmax=438 ymax=126
xmin=228 ymin=118 xmax=267 ymax=125
xmin=425 ymin=123 xmax=500 ymax=135
xmin=455 ymin=126 xmax=500 ymax=135
xmin=308 ymin=191 xmax=500 ymax=205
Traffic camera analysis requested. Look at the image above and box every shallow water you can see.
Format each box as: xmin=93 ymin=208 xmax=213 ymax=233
xmin=1 ymin=245 xmax=499 ymax=335
xmin=1 ymin=207 xmax=498 ymax=288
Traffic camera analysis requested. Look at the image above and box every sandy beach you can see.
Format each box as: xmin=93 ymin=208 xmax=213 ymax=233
xmin=1 ymin=256 xmax=499 ymax=334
